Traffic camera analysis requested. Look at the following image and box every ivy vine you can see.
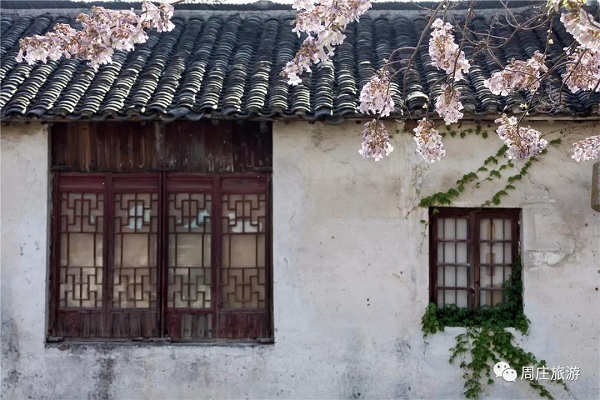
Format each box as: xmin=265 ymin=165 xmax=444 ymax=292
xmin=416 ymin=125 xmax=573 ymax=399
xmin=421 ymin=259 xmax=568 ymax=399
xmin=417 ymin=123 xmax=563 ymax=209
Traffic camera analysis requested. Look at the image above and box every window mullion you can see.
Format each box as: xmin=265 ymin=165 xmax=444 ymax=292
xmin=49 ymin=173 xmax=61 ymax=337
xmin=103 ymin=172 xmax=114 ymax=337
xmin=158 ymin=172 xmax=167 ymax=338
xmin=211 ymin=176 xmax=221 ymax=338
xmin=472 ymin=212 xmax=480 ymax=309
xmin=266 ymin=174 xmax=273 ymax=338
xmin=429 ymin=211 xmax=438 ymax=305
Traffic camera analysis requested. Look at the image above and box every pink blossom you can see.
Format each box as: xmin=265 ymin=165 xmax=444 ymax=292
xmin=283 ymin=0 xmax=372 ymax=85
xmin=571 ymin=135 xmax=600 ymax=162
xmin=359 ymin=69 xmax=394 ymax=117
xmin=16 ymin=0 xmax=175 ymax=70
xmin=494 ymin=115 xmax=548 ymax=159
xmin=561 ymin=10 xmax=600 ymax=51
xmin=435 ymin=84 xmax=464 ymax=124
xmin=413 ymin=118 xmax=446 ymax=163
xmin=562 ymin=47 xmax=600 ymax=93
xmin=484 ymin=51 xmax=547 ymax=96
xmin=428 ymin=19 xmax=470 ymax=81
xmin=359 ymin=119 xmax=394 ymax=161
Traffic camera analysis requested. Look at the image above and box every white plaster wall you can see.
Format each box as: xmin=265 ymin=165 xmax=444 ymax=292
xmin=1 ymin=120 xmax=598 ymax=400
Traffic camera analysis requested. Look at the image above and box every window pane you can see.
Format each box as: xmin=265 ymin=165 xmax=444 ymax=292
xmin=220 ymin=194 xmax=267 ymax=310
xmin=456 ymin=218 xmax=468 ymax=240
xmin=167 ymin=193 xmax=212 ymax=309
xmin=480 ymin=289 xmax=504 ymax=306
xmin=504 ymin=243 xmax=512 ymax=264
xmin=437 ymin=266 xmax=468 ymax=289
xmin=480 ymin=242 xmax=507 ymax=264
xmin=59 ymin=192 xmax=104 ymax=308
xmin=438 ymin=217 xmax=468 ymax=240
xmin=113 ymin=193 xmax=158 ymax=309
xmin=437 ymin=289 xmax=468 ymax=308
xmin=438 ymin=242 xmax=468 ymax=264
xmin=479 ymin=216 xmax=514 ymax=307
xmin=480 ymin=218 xmax=511 ymax=241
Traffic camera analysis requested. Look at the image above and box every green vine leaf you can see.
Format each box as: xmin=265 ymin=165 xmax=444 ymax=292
xmin=420 ymin=260 xmax=566 ymax=399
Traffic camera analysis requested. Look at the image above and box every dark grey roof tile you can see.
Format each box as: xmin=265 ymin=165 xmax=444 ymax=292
xmin=0 ymin=6 xmax=598 ymax=121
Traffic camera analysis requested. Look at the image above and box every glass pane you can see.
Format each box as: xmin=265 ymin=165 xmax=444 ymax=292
xmin=456 ymin=219 xmax=468 ymax=240
xmin=437 ymin=265 xmax=445 ymax=286
xmin=504 ymin=243 xmax=512 ymax=264
xmin=437 ymin=289 xmax=468 ymax=308
xmin=480 ymin=218 xmax=511 ymax=241
xmin=481 ymin=242 xmax=510 ymax=265
xmin=167 ymin=193 xmax=212 ymax=309
xmin=504 ymin=219 xmax=512 ymax=240
xmin=480 ymin=290 xmax=504 ymax=306
xmin=443 ymin=243 xmax=456 ymax=263
xmin=113 ymin=193 xmax=158 ymax=309
xmin=438 ymin=217 xmax=468 ymax=240
xmin=59 ymin=192 xmax=104 ymax=308
xmin=437 ymin=266 xmax=468 ymax=288
xmin=440 ymin=242 xmax=468 ymax=264
xmin=457 ymin=266 xmax=468 ymax=287
xmin=456 ymin=290 xmax=468 ymax=308
xmin=443 ymin=218 xmax=455 ymax=239
xmin=456 ymin=242 xmax=468 ymax=263
xmin=443 ymin=266 xmax=455 ymax=287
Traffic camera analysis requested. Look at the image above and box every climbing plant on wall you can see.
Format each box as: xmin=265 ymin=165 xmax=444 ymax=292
xmin=421 ymin=259 xmax=568 ymax=399
xmin=415 ymin=124 xmax=583 ymax=399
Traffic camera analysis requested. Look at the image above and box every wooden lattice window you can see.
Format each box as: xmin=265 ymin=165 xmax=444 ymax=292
xmin=49 ymin=121 xmax=272 ymax=342
xmin=429 ymin=208 xmax=520 ymax=309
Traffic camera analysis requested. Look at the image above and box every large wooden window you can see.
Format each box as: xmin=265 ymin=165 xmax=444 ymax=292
xmin=49 ymin=122 xmax=272 ymax=342
xmin=429 ymin=208 xmax=520 ymax=309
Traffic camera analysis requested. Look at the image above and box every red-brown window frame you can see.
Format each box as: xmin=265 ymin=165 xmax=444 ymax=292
xmin=49 ymin=171 xmax=273 ymax=342
xmin=429 ymin=208 xmax=520 ymax=309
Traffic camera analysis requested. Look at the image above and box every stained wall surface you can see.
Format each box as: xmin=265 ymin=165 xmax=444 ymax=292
xmin=1 ymin=120 xmax=599 ymax=399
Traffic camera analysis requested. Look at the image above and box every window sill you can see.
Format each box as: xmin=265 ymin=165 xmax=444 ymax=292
xmin=45 ymin=337 xmax=275 ymax=350
xmin=433 ymin=326 xmax=519 ymax=334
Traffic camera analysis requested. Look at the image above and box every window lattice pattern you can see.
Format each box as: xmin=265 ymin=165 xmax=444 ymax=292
xmin=436 ymin=217 xmax=470 ymax=308
xmin=51 ymin=173 xmax=271 ymax=340
xmin=479 ymin=218 xmax=513 ymax=307
xmin=59 ymin=192 xmax=104 ymax=308
xmin=168 ymin=193 xmax=212 ymax=309
xmin=220 ymin=194 xmax=267 ymax=310
xmin=112 ymin=193 xmax=159 ymax=309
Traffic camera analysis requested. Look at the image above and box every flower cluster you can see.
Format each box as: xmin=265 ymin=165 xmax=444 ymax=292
xmin=413 ymin=118 xmax=446 ymax=163
xmin=428 ymin=19 xmax=470 ymax=81
xmin=16 ymin=1 xmax=174 ymax=69
xmin=427 ymin=18 xmax=468 ymax=134
xmin=560 ymin=10 xmax=600 ymax=51
xmin=283 ymin=0 xmax=372 ymax=85
xmin=571 ymin=135 xmax=600 ymax=162
xmin=484 ymin=51 xmax=547 ymax=96
xmin=359 ymin=69 xmax=395 ymax=117
xmin=435 ymin=84 xmax=464 ymax=124
xmin=358 ymin=120 xmax=394 ymax=161
xmin=562 ymin=47 xmax=600 ymax=93
xmin=495 ymin=115 xmax=548 ymax=159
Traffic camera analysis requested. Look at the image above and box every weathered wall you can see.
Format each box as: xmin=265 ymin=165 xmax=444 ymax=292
xmin=1 ymin=120 xmax=598 ymax=399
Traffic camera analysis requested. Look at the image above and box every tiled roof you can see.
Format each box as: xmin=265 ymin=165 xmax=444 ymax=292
xmin=0 ymin=1 xmax=599 ymax=122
